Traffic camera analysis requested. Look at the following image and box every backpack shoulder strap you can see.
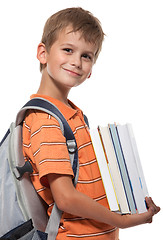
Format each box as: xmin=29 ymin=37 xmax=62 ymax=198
xmin=16 ymin=97 xmax=79 ymax=240
xmin=16 ymin=97 xmax=72 ymax=141
xmin=84 ymin=114 xmax=89 ymax=128
xmin=16 ymin=97 xmax=78 ymax=181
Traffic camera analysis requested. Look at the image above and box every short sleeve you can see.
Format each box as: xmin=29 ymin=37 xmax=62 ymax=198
xmin=30 ymin=112 xmax=74 ymax=186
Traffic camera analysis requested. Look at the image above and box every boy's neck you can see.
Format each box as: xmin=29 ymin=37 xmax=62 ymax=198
xmin=37 ymin=69 xmax=71 ymax=107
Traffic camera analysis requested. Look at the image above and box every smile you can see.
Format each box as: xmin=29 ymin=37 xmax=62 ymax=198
xmin=63 ymin=68 xmax=81 ymax=77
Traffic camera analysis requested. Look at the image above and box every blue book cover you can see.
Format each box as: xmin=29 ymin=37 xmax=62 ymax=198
xmin=109 ymin=124 xmax=136 ymax=214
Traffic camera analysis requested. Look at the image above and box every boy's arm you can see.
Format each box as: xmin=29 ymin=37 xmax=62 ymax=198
xmin=48 ymin=174 xmax=160 ymax=229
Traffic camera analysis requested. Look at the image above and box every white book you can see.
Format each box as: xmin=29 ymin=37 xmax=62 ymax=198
xmin=126 ymin=124 xmax=149 ymax=197
xmin=99 ymin=126 xmax=130 ymax=214
xmin=109 ymin=124 xmax=136 ymax=214
xmin=90 ymin=128 xmax=119 ymax=212
xmin=117 ymin=124 xmax=147 ymax=213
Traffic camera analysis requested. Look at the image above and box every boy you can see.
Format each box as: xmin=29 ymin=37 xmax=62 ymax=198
xmin=23 ymin=7 xmax=160 ymax=240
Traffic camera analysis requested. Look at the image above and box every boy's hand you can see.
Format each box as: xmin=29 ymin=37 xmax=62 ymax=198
xmin=120 ymin=197 xmax=160 ymax=228
xmin=145 ymin=197 xmax=160 ymax=223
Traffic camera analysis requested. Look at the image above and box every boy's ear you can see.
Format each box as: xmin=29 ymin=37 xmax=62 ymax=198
xmin=37 ymin=43 xmax=47 ymax=64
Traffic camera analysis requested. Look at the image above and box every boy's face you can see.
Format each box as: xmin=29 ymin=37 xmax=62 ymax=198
xmin=43 ymin=26 xmax=97 ymax=90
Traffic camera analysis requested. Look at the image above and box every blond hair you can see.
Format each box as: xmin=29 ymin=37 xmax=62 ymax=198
xmin=40 ymin=7 xmax=105 ymax=71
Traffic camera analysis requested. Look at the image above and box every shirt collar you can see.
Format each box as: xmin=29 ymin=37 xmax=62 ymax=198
xmin=30 ymin=94 xmax=83 ymax=121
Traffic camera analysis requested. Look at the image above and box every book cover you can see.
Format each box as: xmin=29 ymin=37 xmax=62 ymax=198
xmin=90 ymin=128 xmax=120 ymax=212
xmin=98 ymin=125 xmax=130 ymax=214
xmin=109 ymin=124 xmax=137 ymax=214
xmin=126 ymin=124 xmax=149 ymax=197
xmin=117 ymin=124 xmax=147 ymax=213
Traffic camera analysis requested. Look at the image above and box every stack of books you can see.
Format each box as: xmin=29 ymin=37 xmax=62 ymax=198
xmin=90 ymin=123 xmax=149 ymax=214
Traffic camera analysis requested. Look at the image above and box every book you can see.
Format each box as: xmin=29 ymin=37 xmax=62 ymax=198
xmin=125 ymin=124 xmax=148 ymax=197
xmin=90 ymin=123 xmax=148 ymax=215
xmin=109 ymin=124 xmax=137 ymax=214
xmin=90 ymin=128 xmax=120 ymax=212
xmin=117 ymin=124 xmax=147 ymax=213
xmin=98 ymin=126 xmax=130 ymax=214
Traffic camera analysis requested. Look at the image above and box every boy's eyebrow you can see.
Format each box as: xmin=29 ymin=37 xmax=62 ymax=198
xmin=60 ymin=43 xmax=75 ymax=48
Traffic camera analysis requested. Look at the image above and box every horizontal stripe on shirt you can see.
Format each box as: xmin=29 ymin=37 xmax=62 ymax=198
xmin=66 ymin=227 xmax=118 ymax=238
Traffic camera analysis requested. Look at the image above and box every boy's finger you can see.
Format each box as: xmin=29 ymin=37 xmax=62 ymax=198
xmin=145 ymin=197 xmax=160 ymax=215
xmin=145 ymin=197 xmax=152 ymax=208
xmin=149 ymin=197 xmax=160 ymax=214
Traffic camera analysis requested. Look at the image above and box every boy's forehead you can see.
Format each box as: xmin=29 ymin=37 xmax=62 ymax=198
xmin=58 ymin=25 xmax=83 ymax=40
xmin=57 ymin=25 xmax=97 ymax=50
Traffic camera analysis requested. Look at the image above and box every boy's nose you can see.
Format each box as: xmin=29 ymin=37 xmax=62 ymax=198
xmin=70 ymin=54 xmax=82 ymax=69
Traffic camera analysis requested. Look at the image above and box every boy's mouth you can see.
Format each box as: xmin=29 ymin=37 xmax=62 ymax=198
xmin=63 ymin=67 xmax=82 ymax=77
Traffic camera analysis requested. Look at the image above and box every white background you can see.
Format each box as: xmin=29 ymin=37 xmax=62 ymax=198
xmin=0 ymin=0 xmax=162 ymax=239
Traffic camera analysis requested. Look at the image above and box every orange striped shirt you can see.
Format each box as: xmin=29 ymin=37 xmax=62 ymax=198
xmin=23 ymin=94 xmax=119 ymax=240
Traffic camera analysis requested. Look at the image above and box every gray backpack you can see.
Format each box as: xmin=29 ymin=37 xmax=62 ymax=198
xmin=0 ymin=97 xmax=84 ymax=240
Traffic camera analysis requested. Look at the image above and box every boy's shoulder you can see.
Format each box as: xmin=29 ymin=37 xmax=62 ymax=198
xmin=23 ymin=109 xmax=61 ymax=134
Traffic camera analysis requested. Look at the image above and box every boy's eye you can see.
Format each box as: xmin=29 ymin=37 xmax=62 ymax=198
xmin=82 ymin=54 xmax=92 ymax=60
xmin=63 ymin=48 xmax=72 ymax=53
